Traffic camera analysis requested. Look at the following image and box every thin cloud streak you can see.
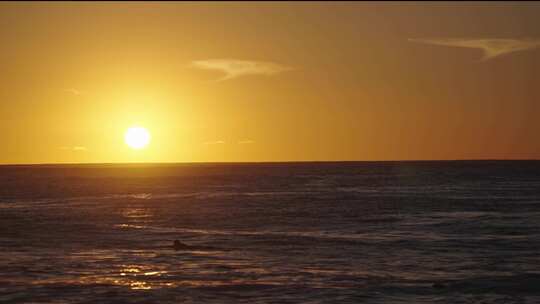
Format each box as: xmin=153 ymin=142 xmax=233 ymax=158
xmin=238 ymin=140 xmax=255 ymax=144
xmin=191 ymin=59 xmax=293 ymax=81
xmin=409 ymin=38 xmax=540 ymax=60
xmin=204 ymin=140 xmax=225 ymax=145
xmin=60 ymin=146 xmax=87 ymax=151
xmin=64 ymin=88 xmax=84 ymax=95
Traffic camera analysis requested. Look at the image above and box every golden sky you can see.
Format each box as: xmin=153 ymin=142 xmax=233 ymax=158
xmin=1 ymin=2 xmax=540 ymax=164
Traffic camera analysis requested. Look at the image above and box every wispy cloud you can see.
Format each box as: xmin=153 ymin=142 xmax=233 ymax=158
xmin=190 ymin=59 xmax=293 ymax=81
xmin=238 ymin=140 xmax=255 ymax=144
xmin=64 ymin=88 xmax=84 ymax=96
xmin=204 ymin=140 xmax=225 ymax=145
xmin=408 ymin=38 xmax=540 ymax=61
xmin=60 ymin=146 xmax=87 ymax=151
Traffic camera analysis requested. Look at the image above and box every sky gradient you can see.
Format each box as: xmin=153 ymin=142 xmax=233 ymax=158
xmin=1 ymin=2 xmax=540 ymax=164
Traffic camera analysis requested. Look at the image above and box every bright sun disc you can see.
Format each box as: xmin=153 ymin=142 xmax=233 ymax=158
xmin=125 ymin=127 xmax=150 ymax=149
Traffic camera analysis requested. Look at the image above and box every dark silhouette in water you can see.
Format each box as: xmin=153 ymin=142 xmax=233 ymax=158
xmin=170 ymin=240 xmax=220 ymax=251
xmin=173 ymin=240 xmax=189 ymax=250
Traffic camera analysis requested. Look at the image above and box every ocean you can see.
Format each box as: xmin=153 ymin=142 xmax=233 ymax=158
xmin=1 ymin=161 xmax=539 ymax=303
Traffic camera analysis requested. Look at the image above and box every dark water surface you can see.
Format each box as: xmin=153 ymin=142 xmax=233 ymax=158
xmin=1 ymin=161 xmax=539 ymax=303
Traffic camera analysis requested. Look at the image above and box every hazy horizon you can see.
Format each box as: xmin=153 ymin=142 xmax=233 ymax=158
xmin=2 ymin=158 xmax=540 ymax=167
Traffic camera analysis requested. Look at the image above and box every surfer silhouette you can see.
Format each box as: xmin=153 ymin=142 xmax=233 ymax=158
xmin=173 ymin=240 xmax=189 ymax=250
xmin=170 ymin=239 xmax=220 ymax=251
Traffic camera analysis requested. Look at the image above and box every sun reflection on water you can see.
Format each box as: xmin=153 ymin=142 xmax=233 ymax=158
xmin=96 ymin=266 xmax=171 ymax=290
xmin=117 ymin=206 xmax=154 ymax=229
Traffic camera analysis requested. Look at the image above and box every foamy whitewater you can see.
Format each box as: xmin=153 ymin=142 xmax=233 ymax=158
xmin=1 ymin=161 xmax=539 ymax=303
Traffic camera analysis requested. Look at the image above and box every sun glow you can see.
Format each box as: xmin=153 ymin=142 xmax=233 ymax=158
xmin=125 ymin=127 xmax=151 ymax=150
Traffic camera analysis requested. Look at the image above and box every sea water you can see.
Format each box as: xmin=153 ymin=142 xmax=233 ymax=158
xmin=1 ymin=161 xmax=539 ymax=303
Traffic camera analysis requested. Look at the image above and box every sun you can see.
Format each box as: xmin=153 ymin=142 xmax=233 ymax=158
xmin=125 ymin=126 xmax=151 ymax=150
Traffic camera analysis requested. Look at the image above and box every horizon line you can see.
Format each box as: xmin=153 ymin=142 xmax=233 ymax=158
xmin=1 ymin=158 xmax=539 ymax=167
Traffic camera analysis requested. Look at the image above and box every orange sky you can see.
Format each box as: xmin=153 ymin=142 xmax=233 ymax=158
xmin=1 ymin=2 xmax=540 ymax=164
